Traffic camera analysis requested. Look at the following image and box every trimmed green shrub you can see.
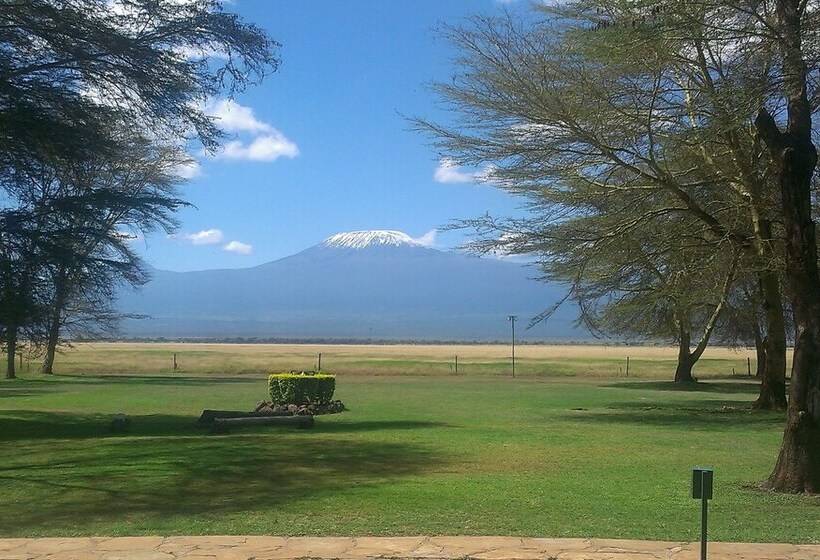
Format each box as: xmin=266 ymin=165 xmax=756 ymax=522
xmin=268 ymin=373 xmax=336 ymax=405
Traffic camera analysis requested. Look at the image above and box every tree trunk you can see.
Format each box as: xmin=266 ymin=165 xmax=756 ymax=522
xmin=754 ymin=326 xmax=767 ymax=378
xmin=5 ymin=325 xmax=16 ymax=379
xmin=41 ymin=276 xmax=67 ymax=375
xmin=755 ymin=271 xmax=788 ymax=410
xmin=674 ymin=327 xmax=695 ymax=383
xmin=40 ymin=319 xmax=59 ymax=375
xmin=672 ymin=260 xmax=736 ymax=385
xmin=755 ymin=0 xmax=820 ymax=494
xmin=674 ymin=356 xmax=695 ymax=384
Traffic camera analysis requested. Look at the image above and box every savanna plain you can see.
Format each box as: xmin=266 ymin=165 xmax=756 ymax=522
xmin=0 ymin=342 xmax=817 ymax=542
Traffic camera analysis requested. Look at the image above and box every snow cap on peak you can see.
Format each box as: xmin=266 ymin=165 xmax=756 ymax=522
xmin=322 ymin=230 xmax=422 ymax=249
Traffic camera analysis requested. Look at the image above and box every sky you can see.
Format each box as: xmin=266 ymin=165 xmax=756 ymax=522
xmin=139 ymin=0 xmax=531 ymax=272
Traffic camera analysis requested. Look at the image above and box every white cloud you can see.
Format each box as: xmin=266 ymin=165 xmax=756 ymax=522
xmin=434 ymin=158 xmax=477 ymax=184
xmin=486 ymin=232 xmax=533 ymax=262
xmin=413 ymin=229 xmax=437 ymax=247
xmin=433 ymin=158 xmax=499 ymax=184
xmin=184 ymin=229 xmax=224 ymax=245
xmin=433 ymin=157 xmax=505 ymax=186
xmin=174 ymin=159 xmax=202 ymax=179
xmin=202 ymin=98 xmax=300 ymax=163
xmin=205 ymin=99 xmax=272 ymax=134
xmin=216 ymin=133 xmax=300 ymax=162
xmin=224 ymin=240 xmax=253 ymax=255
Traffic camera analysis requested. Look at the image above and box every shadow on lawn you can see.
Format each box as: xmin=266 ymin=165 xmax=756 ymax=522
xmin=0 ymin=387 xmax=58 ymax=399
xmin=55 ymin=374 xmax=259 ymax=386
xmin=0 ymin=374 xmax=258 ymax=399
xmin=568 ymin=398 xmax=784 ymax=430
xmin=0 ymin=410 xmax=204 ymax=440
xmin=0 ymin=410 xmax=448 ymax=442
xmin=0 ymin=411 xmax=444 ymax=534
xmin=606 ymin=380 xmax=763 ymax=395
xmin=317 ymin=419 xmax=452 ymax=433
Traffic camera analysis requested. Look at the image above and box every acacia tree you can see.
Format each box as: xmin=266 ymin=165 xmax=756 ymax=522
xmin=749 ymin=0 xmax=820 ymax=493
xmin=0 ymin=0 xmax=278 ymax=164
xmin=601 ymin=0 xmax=820 ymax=495
xmin=421 ymin=0 xmax=819 ymax=492
xmin=716 ymin=280 xmax=768 ymax=374
xmin=576 ymin=0 xmax=820 ymax=493
xmin=716 ymin=273 xmax=795 ymax=408
xmin=462 ymin=187 xmax=739 ymax=381
xmin=418 ymin=10 xmax=786 ymax=404
xmin=31 ymin=138 xmax=189 ymax=374
xmin=0 ymin=215 xmax=47 ymax=378
xmin=0 ymin=0 xmax=279 ymax=371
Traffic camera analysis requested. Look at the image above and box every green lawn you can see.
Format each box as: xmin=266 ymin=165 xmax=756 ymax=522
xmin=0 ymin=372 xmax=817 ymax=542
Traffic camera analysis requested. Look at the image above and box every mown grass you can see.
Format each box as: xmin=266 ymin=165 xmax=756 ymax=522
xmin=0 ymin=364 xmax=817 ymax=542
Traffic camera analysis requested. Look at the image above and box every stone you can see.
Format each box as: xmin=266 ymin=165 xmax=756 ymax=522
xmin=0 ymin=536 xmax=816 ymax=560
xmin=281 ymin=537 xmax=354 ymax=557
xmin=254 ymin=401 xmax=270 ymax=412
xmin=94 ymin=537 xmax=165 ymax=551
xmin=99 ymin=552 xmax=172 ymax=560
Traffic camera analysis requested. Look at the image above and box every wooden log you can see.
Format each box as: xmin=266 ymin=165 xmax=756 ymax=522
xmin=210 ymin=414 xmax=314 ymax=432
xmin=198 ymin=409 xmax=291 ymax=424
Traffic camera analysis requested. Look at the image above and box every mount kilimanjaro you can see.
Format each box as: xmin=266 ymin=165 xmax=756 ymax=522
xmin=116 ymin=230 xmax=581 ymax=341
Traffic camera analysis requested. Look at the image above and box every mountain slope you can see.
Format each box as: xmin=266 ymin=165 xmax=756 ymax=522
xmin=117 ymin=230 xmax=583 ymax=340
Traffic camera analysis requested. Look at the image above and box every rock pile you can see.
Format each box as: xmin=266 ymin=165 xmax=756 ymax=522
xmin=254 ymin=400 xmax=346 ymax=416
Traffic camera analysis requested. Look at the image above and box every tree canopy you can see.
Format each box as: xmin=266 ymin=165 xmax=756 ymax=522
xmin=0 ymin=0 xmax=279 ymax=377
xmin=421 ymin=0 xmax=820 ymax=492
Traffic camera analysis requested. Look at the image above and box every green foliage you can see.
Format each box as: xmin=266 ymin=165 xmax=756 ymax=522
xmin=268 ymin=373 xmax=336 ymax=405
xmin=0 ymin=0 xmax=279 ymax=374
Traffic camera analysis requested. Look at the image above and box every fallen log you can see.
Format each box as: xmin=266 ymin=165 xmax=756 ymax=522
xmin=198 ymin=409 xmax=291 ymax=424
xmin=210 ymin=414 xmax=314 ymax=432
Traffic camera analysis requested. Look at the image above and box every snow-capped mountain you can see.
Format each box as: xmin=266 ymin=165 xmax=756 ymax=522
xmin=322 ymin=230 xmax=424 ymax=249
xmin=116 ymin=230 xmax=582 ymax=340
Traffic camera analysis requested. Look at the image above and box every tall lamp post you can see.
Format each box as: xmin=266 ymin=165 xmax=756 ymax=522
xmin=508 ymin=315 xmax=517 ymax=378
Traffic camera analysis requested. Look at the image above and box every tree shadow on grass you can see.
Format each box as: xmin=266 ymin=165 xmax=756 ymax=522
xmin=0 ymin=387 xmax=57 ymax=399
xmin=0 ymin=375 xmax=259 ymax=401
xmin=316 ymin=419 xmax=452 ymax=433
xmin=0 ymin=411 xmax=445 ymax=535
xmin=605 ymin=380 xmax=763 ymax=395
xmin=0 ymin=409 xmax=451 ymax=442
xmin=567 ymin=398 xmax=784 ymax=430
xmin=54 ymin=374 xmax=259 ymax=386
xmin=0 ymin=410 xmax=204 ymax=441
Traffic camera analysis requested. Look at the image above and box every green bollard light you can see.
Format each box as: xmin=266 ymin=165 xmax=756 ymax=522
xmin=692 ymin=467 xmax=714 ymax=560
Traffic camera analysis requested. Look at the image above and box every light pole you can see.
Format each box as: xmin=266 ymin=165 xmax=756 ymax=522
xmin=508 ymin=315 xmax=517 ymax=378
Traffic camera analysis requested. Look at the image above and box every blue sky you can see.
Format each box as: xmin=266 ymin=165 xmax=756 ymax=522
xmin=140 ymin=0 xmax=529 ymax=271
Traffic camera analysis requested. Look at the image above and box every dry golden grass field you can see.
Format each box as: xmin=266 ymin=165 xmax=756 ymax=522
xmin=16 ymin=341 xmax=781 ymax=379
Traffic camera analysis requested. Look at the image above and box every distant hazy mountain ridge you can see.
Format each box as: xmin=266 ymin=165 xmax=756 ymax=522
xmin=117 ymin=230 xmax=582 ymax=340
